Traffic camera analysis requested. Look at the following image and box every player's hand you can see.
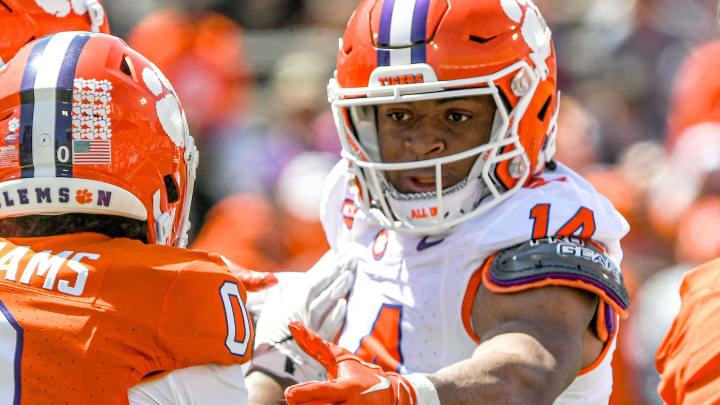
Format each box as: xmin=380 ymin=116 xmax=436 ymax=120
xmin=228 ymin=264 xmax=279 ymax=292
xmin=284 ymin=321 xmax=417 ymax=405
xmin=251 ymin=250 xmax=357 ymax=382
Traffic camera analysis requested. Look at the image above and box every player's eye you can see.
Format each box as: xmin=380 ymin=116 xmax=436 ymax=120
xmin=386 ymin=111 xmax=411 ymax=122
xmin=447 ymin=112 xmax=471 ymax=122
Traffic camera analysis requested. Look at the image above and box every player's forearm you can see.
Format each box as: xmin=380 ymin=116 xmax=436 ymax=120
xmin=428 ymin=354 xmax=554 ymax=405
xmin=427 ymin=332 xmax=581 ymax=405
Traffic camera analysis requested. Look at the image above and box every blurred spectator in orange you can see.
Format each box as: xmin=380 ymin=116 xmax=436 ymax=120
xmin=192 ymin=193 xmax=285 ymax=271
xmin=648 ymin=126 xmax=720 ymax=251
xmin=584 ymin=141 xmax=669 ymax=405
xmin=192 ymin=152 xmax=334 ymax=272
xmin=589 ymin=141 xmax=670 ymax=278
xmin=553 ymin=95 xmax=601 ymax=174
xmin=674 ymin=197 xmax=720 ymax=264
xmin=666 ymin=42 xmax=720 ymax=150
xmin=126 ymin=4 xmax=257 ymax=239
xmin=274 ymin=152 xmax=336 ymax=271
xmin=127 ymin=5 xmax=251 ymax=137
xmin=622 ymin=38 xmax=720 ymax=405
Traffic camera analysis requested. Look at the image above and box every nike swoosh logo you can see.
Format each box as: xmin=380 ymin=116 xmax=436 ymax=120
xmin=361 ymin=375 xmax=391 ymax=395
xmin=417 ymin=235 xmax=445 ymax=251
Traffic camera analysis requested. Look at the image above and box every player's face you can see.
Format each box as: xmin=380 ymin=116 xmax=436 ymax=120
xmin=377 ymin=96 xmax=496 ymax=193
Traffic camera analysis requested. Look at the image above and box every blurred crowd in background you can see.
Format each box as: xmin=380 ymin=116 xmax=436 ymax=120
xmin=104 ymin=0 xmax=720 ymax=404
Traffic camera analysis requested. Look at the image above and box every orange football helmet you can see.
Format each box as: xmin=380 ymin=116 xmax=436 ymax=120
xmin=0 ymin=0 xmax=110 ymax=66
xmin=331 ymin=0 xmax=559 ymax=234
xmin=666 ymin=41 xmax=720 ymax=149
xmin=127 ymin=8 xmax=250 ymax=134
xmin=0 ymin=32 xmax=198 ymax=247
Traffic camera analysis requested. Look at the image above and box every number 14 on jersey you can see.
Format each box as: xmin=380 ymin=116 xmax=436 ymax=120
xmin=530 ymin=204 xmax=596 ymax=239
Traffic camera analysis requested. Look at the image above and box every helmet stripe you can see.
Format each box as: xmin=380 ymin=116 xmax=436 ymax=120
xmin=377 ymin=0 xmax=395 ymax=66
xmin=19 ymin=36 xmax=52 ymax=179
xmin=410 ymin=0 xmax=429 ymax=43
xmin=378 ymin=49 xmax=391 ymax=67
xmin=410 ymin=0 xmax=429 ymax=63
xmin=388 ymin=0 xmax=413 ymax=65
xmin=54 ymin=34 xmax=92 ymax=178
xmin=376 ymin=0 xmax=429 ymax=67
xmin=18 ymin=32 xmax=92 ymax=179
xmin=378 ymin=0 xmax=396 ymax=46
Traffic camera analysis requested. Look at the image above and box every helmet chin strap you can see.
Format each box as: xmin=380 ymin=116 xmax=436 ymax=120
xmin=383 ymin=174 xmax=485 ymax=233
xmin=152 ymin=190 xmax=173 ymax=245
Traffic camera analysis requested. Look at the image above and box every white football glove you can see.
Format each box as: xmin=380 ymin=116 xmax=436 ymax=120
xmin=250 ymin=250 xmax=357 ymax=383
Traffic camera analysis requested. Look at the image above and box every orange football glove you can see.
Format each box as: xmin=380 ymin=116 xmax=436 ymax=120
xmin=284 ymin=321 xmax=418 ymax=405
xmin=228 ymin=264 xmax=278 ymax=292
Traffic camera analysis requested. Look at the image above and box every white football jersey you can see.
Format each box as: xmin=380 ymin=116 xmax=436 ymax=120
xmin=320 ymin=160 xmax=629 ymax=405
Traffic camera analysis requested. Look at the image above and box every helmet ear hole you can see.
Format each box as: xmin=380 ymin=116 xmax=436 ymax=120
xmin=164 ymin=175 xmax=179 ymax=203
xmin=496 ymin=88 xmax=512 ymax=113
xmin=537 ymin=95 xmax=551 ymax=121
xmin=119 ymin=56 xmax=136 ymax=80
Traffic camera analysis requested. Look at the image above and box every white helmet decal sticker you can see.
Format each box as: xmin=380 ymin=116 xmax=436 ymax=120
xmin=34 ymin=0 xmax=98 ymax=17
xmin=34 ymin=0 xmax=71 ymax=17
xmin=522 ymin=6 xmax=547 ymax=54
xmin=156 ymin=95 xmax=185 ymax=148
xmin=72 ymin=78 xmax=113 ymax=140
xmin=500 ymin=0 xmax=522 ymax=23
xmin=142 ymin=66 xmax=187 ymax=148
xmin=142 ymin=67 xmax=163 ymax=96
xmin=8 ymin=118 xmax=19 ymax=134
xmin=499 ymin=0 xmax=551 ymax=77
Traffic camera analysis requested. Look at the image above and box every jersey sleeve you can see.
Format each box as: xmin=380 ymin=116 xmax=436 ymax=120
xmin=464 ymin=163 xmax=630 ymax=264
xmin=468 ymin=164 xmax=631 ymax=342
xmin=156 ymin=259 xmax=254 ymax=369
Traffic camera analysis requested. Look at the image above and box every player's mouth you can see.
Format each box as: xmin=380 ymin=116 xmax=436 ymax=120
xmin=393 ymin=171 xmax=440 ymax=193
xmin=409 ymin=176 xmax=437 ymax=192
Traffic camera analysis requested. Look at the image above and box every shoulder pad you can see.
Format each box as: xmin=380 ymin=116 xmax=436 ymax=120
xmin=487 ymin=237 xmax=629 ymax=313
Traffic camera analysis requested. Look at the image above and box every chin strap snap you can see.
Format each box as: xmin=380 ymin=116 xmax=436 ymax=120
xmin=153 ymin=190 xmax=173 ymax=245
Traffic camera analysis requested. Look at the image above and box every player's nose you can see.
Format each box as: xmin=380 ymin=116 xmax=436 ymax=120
xmin=403 ymin=128 xmax=446 ymax=159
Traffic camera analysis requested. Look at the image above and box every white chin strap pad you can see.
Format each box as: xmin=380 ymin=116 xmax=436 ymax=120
xmin=386 ymin=177 xmax=484 ymax=231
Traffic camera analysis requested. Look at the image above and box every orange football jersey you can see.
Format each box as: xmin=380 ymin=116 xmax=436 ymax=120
xmin=0 ymin=233 xmax=253 ymax=405
xmin=656 ymin=257 xmax=720 ymax=405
